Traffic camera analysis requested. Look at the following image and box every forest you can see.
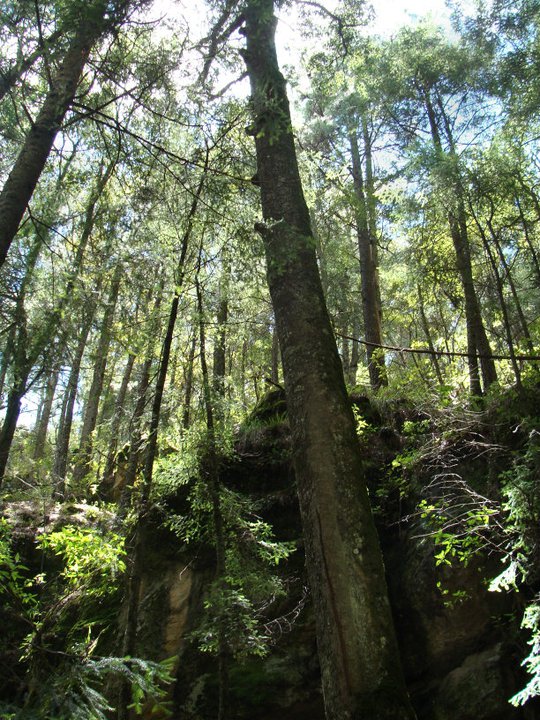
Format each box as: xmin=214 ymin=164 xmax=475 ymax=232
xmin=1 ymin=0 xmax=540 ymax=718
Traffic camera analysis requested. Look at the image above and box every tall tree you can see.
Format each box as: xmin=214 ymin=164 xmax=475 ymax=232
xmin=240 ymin=2 xmax=416 ymax=718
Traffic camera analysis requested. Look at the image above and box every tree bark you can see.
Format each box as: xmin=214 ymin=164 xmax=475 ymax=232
xmin=417 ymin=287 xmax=444 ymax=385
xmin=0 ymin=382 xmax=25 ymax=481
xmin=470 ymin=207 xmax=522 ymax=386
xmin=181 ymin=334 xmax=197 ymax=432
xmin=0 ymin=237 xmax=41 ymax=484
xmin=197 ymin=277 xmax=229 ymax=720
xmin=241 ymin=4 xmax=416 ymax=719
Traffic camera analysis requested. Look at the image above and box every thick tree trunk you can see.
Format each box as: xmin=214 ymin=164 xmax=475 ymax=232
xmin=349 ymin=130 xmax=387 ymax=389
xmin=241 ymin=4 xmax=416 ymax=719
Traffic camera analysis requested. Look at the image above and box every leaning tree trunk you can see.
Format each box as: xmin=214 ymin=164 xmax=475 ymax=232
xmin=241 ymin=4 xmax=416 ymax=719
xmin=0 ymin=2 xmax=123 ymax=268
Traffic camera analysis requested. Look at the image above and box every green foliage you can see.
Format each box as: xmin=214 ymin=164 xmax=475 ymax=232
xmin=167 ymin=476 xmax=295 ymax=660
xmin=0 ymin=655 xmax=174 ymax=720
xmin=36 ymin=525 xmax=126 ymax=596
xmin=352 ymin=406 xmax=375 ymax=440
xmin=0 ymin=511 xmax=175 ymax=718
xmin=509 ymin=598 xmax=540 ymax=706
xmin=489 ymin=421 xmax=540 ymax=704
xmin=0 ymin=518 xmax=38 ymax=612
xmin=419 ymin=498 xmax=495 ymax=567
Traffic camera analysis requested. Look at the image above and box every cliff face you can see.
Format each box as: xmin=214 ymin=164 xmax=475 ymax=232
xmin=131 ymin=391 xmax=538 ymax=720
xmin=2 ymin=390 xmax=539 ymax=719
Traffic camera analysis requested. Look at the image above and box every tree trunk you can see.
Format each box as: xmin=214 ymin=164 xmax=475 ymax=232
xmin=423 ymin=87 xmax=496 ymax=393
xmin=117 ymin=356 xmax=153 ymax=512
xmin=515 ymin=194 xmax=540 ymax=288
xmin=271 ymin=324 xmax=280 ymax=385
xmin=53 ymin=313 xmax=94 ymax=495
xmin=349 ymin=130 xmax=387 ymax=389
xmin=181 ymin=334 xmax=197 ymax=432
xmin=349 ymin=314 xmax=361 ymax=386
xmin=117 ymin=163 xmax=206 ymax=719
xmin=0 ymin=381 xmax=26 ymax=481
xmin=213 ymin=253 xmax=230 ymax=403
xmin=417 ymin=287 xmax=444 ymax=385
xmin=0 ymin=237 xmax=41 ymax=485
xmin=72 ymin=265 xmax=122 ymax=488
xmin=33 ymin=363 xmax=60 ymax=460
xmin=0 ymin=6 xmax=115 ymax=267
xmin=470 ymin=208 xmax=522 ymax=386
xmin=197 ymin=277 xmax=229 ymax=720
xmin=241 ymin=4 xmax=416 ymax=719
xmin=486 ymin=214 xmax=534 ymax=353
xmin=99 ymin=352 xmax=135 ymax=498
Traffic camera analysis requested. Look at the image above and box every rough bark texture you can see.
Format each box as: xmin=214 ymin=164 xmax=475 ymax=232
xmin=241 ymin=3 xmax=416 ymax=718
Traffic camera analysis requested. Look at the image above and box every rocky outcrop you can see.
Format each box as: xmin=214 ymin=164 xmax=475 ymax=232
xmin=133 ymin=394 xmax=538 ymax=720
